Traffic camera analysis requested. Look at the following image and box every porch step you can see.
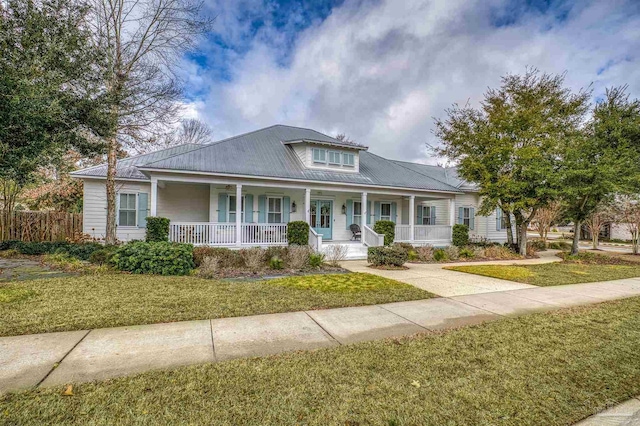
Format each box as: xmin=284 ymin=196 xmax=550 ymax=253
xmin=321 ymin=242 xmax=368 ymax=261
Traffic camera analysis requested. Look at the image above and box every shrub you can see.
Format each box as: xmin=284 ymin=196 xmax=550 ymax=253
xmin=111 ymin=241 xmax=194 ymax=275
xmin=393 ymin=242 xmax=414 ymax=254
xmin=286 ymin=245 xmax=311 ymax=270
xmin=242 ymin=247 xmax=265 ymax=273
xmin=1 ymin=241 xmax=103 ymax=260
xmin=548 ymin=241 xmax=572 ymax=251
xmin=197 ymin=256 xmax=220 ymax=278
xmin=42 ymin=252 xmax=85 ymax=272
xmin=416 ymin=245 xmax=434 ymax=262
xmin=444 ymin=245 xmax=459 ymax=260
xmin=64 ymin=242 xmax=103 ymax=260
xmin=367 ymin=246 xmax=408 ymax=267
xmin=309 ymin=252 xmax=325 ymax=268
xmin=0 ymin=240 xmax=20 ymax=251
xmin=373 ymin=220 xmax=395 ymax=246
xmin=0 ymin=248 xmax=20 ymax=258
xmin=324 ymin=244 xmax=349 ymax=266
xmin=287 ymin=221 xmax=309 ymax=246
xmin=265 ymin=246 xmax=288 ymax=264
xmin=88 ymin=246 xmax=117 ymax=265
xmin=458 ymin=246 xmax=475 ymax=258
xmin=407 ymin=250 xmax=419 ymax=261
xmin=452 ymin=224 xmax=469 ymax=247
xmin=472 ymin=246 xmax=486 ymax=258
xmin=433 ymin=248 xmax=447 ymax=262
xmin=484 ymin=245 xmax=518 ymax=259
xmin=145 ymin=217 xmax=170 ymax=242
xmin=269 ymin=256 xmax=284 ymax=270
xmin=528 ymin=239 xmax=546 ymax=252
xmin=193 ymin=247 xmax=244 ymax=268
xmin=525 ymin=244 xmax=537 ymax=257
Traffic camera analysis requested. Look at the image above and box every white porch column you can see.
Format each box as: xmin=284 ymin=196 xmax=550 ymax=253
xmin=361 ymin=192 xmax=368 ymax=227
xmin=305 ymin=188 xmax=311 ymax=225
xmin=150 ymin=178 xmax=158 ymax=217
xmin=236 ymin=184 xmax=242 ymax=247
xmin=409 ymin=196 xmax=415 ymax=243
xmin=449 ymin=198 xmax=456 ymax=242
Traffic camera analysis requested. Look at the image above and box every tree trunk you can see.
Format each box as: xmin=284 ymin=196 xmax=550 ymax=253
xmin=592 ymin=229 xmax=598 ymax=250
xmin=633 ymin=230 xmax=639 ymax=255
xmin=571 ymin=220 xmax=581 ymax=255
xmin=518 ymin=223 xmax=528 ymax=256
xmin=504 ymin=212 xmax=514 ymax=246
xmin=105 ymin=135 xmax=118 ymax=244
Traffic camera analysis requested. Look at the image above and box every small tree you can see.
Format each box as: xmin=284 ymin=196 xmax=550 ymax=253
xmin=531 ymin=201 xmax=563 ymax=244
xmin=613 ymin=196 xmax=640 ymax=255
xmin=584 ymin=202 xmax=614 ymax=249
xmin=452 ymin=224 xmax=469 ymax=247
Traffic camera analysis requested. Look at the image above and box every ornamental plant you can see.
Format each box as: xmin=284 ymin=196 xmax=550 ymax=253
xmin=110 ymin=241 xmax=194 ymax=275
xmin=452 ymin=224 xmax=469 ymax=247
xmin=145 ymin=217 xmax=170 ymax=242
xmin=367 ymin=246 xmax=407 ymax=267
xmin=373 ymin=220 xmax=395 ymax=246
xmin=287 ymin=221 xmax=309 ymax=246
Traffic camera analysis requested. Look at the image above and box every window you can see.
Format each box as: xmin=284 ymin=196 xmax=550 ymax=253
xmin=118 ymin=193 xmax=137 ymax=227
xmin=343 ymin=153 xmax=355 ymax=167
xmin=421 ymin=206 xmax=432 ymax=225
xmin=268 ymin=197 xmax=283 ymax=223
xmin=228 ymin=195 xmax=245 ymax=223
xmin=353 ymin=201 xmax=362 ymax=226
xmin=380 ymin=202 xmax=391 ymax=221
xmin=461 ymin=207 xmax=473 ymax=229
xmin=328 ymin=151 xmax=341 ymax=165
xmin=312 ymin=148 xmax=326 ymax=164
xmin=496 ymin=209 xmax=508 ymax=230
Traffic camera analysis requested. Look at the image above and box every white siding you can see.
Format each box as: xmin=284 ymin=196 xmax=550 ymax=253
xmin=82 ymin=179 xmax=150 ymax=242
xmin=304 ymin=143 xmax=360 ymax=173
xmin=611 ymin=224 xmax=633 ymax=241
xmin=157 ymin=182 xmax=209 ymax=222
xmin=292 ymin=144 xmax=307 ymax=166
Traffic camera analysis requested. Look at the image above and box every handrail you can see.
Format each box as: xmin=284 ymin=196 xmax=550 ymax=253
xmin=308 ymin=227 xmax=322 ymax=252
xmin=363 ymin=224 xmax=384 ymax=247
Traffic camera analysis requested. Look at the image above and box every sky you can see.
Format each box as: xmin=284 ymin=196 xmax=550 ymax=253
xmin=178 ymin=0 xmax=640 ymax=164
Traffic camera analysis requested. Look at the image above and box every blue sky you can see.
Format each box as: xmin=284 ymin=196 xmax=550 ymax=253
xmin=179 ymin=0 xmax=640 ymax=163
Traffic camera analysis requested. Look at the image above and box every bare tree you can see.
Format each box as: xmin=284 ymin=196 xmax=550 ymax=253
xmin=335 ymin=133 xmax=354 ymax=144
xmin=92 ymin=0 xmax=213 ymax=243
xmin=138 ymin=118 xmax=213 ymax=152
xmin=531 ymin=200 xmax=563 ymax=244
xmin=613 ymin=196 xmax=640 ymax=255
xmin=584 ymin=202 xmax=614 ymax=249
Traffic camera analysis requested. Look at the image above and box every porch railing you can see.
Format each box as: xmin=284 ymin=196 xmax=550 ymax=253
xmin=363 ymin=224 xmax=384 ymax=247
xmin=309 ymin=227 xmax=322 ymax=252
xmin=169 ymin=222 xmax=287 ymax=246
xmin=394 ymin=225 xmax=452 ymax=243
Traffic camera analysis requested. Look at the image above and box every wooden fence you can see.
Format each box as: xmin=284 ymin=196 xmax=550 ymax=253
xmin=0 ymin=211 xmax=83 ymax=242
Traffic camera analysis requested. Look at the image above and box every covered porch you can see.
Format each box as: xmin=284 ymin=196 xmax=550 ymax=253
xmin=151 ymin=177 xmax=456 ymax=250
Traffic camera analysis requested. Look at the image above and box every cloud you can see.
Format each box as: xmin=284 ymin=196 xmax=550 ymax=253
xmin=182 ymin=0 xmax=640 ymax=164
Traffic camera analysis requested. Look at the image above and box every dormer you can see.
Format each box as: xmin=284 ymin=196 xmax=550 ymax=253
xmin=283 ymin=138 xmax=368 ymax=173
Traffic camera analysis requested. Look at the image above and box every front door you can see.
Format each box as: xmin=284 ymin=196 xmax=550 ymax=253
xmin=310 ymin=200 xmax=332 ymax=240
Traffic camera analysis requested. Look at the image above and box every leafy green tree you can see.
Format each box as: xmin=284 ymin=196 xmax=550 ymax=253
xmin=561 ymin=87 xmax=640 ymax=254
xmin=0 ymin=0 xmax=107 ymax=228
xmin=435 ymin=69 xmax=590 ymax=255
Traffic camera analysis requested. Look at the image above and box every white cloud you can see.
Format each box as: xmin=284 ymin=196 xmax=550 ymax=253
xmin=188 ymin=0 xmax=640 ymax=163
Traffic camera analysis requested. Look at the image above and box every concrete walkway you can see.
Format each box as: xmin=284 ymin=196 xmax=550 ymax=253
xmin=574 ymin=396 xmax=640 ymax=425
xmin=341 ymin=249 xmax=562 ymax=296
xmin=3 ymin=276 xmax=640 ymax=394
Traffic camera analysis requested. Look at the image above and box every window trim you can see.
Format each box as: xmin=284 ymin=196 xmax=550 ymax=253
xmin=328 ymin=150 xmax=341 ymax=165
xmin=343 ymin=153 xmax=355 ymax=167
xmin=380 ymin=202 xmax=392 ymax=221
xmin=312 ymin=148 xmax=327 ymax=164
xmin=496 ymin=209 xmax=508 ymax=230
xmin=118 ymin=192 xmax=138 ymax=228
xmin=461 ymin=207 xmax=473 ymax=229
xmin=267 ymin=196 xmax=283 ymax=224
xmin=228 ymin=195 xmax=246 ymax=223
xmin=353 ymin=201 xmax=362 ymax=226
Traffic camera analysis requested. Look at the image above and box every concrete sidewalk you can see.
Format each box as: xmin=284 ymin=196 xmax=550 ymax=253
xmin=341 ymin=249 xmax=562 ymax=296
xmin=2 ymin=277 xmax=640 ymax=394
xmin=574 ymin=396 xmax=640 ymax=425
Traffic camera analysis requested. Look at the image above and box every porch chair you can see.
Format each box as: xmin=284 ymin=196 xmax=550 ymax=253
xmin=349 ymin=224 xmax=361 ymax=241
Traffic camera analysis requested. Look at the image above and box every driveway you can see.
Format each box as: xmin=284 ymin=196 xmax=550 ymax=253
xmin=341 ymin=250 xmax=562 ymax=297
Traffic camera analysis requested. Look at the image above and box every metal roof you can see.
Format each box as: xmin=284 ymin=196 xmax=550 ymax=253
xmin=73 ymin=125 xmax=465 ymax=193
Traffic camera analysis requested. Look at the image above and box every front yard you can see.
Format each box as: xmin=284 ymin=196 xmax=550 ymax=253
xmin=0 ymin=272 xmax=432 ymax=337
xmin=446 ymin=252 xmax=640 ymax=286
xmin=3 ymin=296 xmax=640 ymax=425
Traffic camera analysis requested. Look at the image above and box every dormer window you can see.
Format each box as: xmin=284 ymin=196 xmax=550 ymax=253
xmin=313 ymin=148 xmax=326 ymax=164
xmin=343 ymin=153 xmax=355 ymax=167
xmin=328 ymin=151 xmax=341 ymax=165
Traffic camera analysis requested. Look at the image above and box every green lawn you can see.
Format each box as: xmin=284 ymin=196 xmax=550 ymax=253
xmin=445 ymin=261 xmax=640 ymax=286
xmin=0 ymin=272 xmax=431 ymax=337
xmin=3 ymin=297 xmax=640 ymax=425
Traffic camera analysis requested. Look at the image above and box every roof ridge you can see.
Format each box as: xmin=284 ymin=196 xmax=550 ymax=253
xmin=372 ymin=154 xmax=461 ymax=190
xmin=71 ymin=143 xmax=200 ymax=175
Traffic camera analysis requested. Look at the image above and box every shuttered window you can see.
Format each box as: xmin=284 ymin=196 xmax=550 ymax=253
xmin=268 ymin=197 xmax=283 ymax=223
xmin=118 ymin=193 xmax=137 ymax=227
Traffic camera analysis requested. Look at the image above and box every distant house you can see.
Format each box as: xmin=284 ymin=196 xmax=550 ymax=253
xmin=71 ymin=125 xmax=510 ymax=258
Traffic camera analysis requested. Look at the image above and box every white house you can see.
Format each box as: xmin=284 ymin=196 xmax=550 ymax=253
xmin=71 ymin=125 xmax=510 ymax=258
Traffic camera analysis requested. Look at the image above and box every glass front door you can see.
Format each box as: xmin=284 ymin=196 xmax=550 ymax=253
xmin=310 ymin=200 xmax=332 ymax=240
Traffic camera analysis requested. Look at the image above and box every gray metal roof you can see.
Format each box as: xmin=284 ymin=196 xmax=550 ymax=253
xmin=71 ymin=144 xmax=202 ymax=180
xmin=73 ymin=125 xmax=465 ymax=193
xmin=390 ymin=160 xmax=467 ymax=189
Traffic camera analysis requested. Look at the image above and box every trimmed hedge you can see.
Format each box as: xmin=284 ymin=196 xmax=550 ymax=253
xmin=145 ymin=217 xmax=170 ymax=242
xmin=287 ymin=221 xmax=309 ymax=246
xmin=367 ymin=246 xmax=408 ymax=267
xmin=452 ymin=224 xmax=469 ymax=247
xmin=373 ymin=220 xmax=396 ymax=246
xmin=110 ymin=241 xmax=194 ymax=275
xmin=0 ymin=241 xmax=103 ymax=260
